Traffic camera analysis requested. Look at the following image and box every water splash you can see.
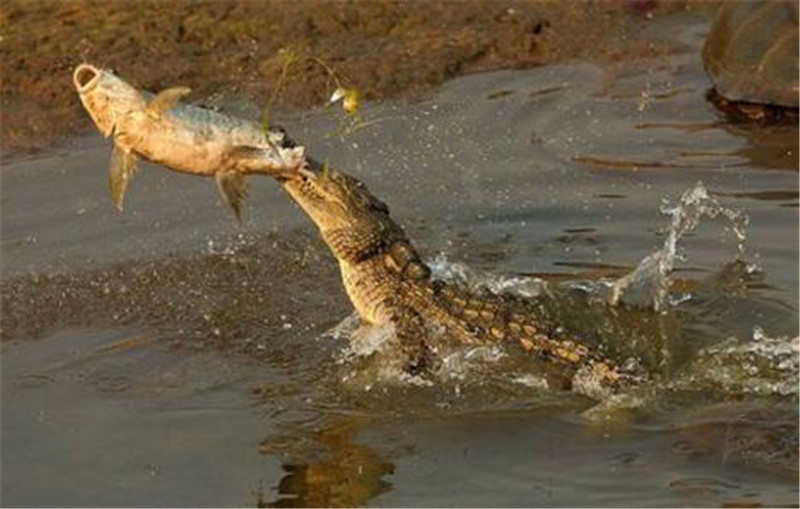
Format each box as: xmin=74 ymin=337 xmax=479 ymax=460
xmin=329 ymin=315 xmax=399 ymax=375
xmin=428 ymin=254 xmax=548 ymax=298
xmin=205 ymin=232 xmax=259 ymax=256
xmin=675 ymin=327 xmax=799 ymax=397
xmin=438 ymin=345 xmax=507 ymax=382
xmin=332 ymin=312 xmax=514 ymax=392
xmin=609 ymin=181 xmax=755 ymax=311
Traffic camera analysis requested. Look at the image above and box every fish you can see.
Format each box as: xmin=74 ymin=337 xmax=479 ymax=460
xmin=73 ymin=63 xmax=306 ymax=219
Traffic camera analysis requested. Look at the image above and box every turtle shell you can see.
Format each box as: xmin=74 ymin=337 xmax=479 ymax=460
xmin=702 ymin=1 xmax=799 ymax=108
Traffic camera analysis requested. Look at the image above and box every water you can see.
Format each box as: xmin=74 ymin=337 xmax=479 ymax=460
xmin=2 ymin=12 xmax=798 ymax=508
xmin=608 ymin=181 xmax=754 ymax=311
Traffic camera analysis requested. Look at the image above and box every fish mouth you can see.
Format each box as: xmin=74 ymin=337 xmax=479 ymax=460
xmin=73 ymin=64 xmax=101 ymax=94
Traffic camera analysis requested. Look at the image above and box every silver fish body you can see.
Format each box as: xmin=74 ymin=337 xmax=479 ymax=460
xmin=73 ymin=64 xmax=305 ymax=218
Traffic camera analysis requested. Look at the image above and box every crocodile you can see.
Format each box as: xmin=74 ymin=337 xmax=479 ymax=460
xmin=274 ymin=159 xmax=640 ymax=396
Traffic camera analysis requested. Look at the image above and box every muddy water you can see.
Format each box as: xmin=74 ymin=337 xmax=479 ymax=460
xmin=2 ymin=12 xmax=798 ymax=508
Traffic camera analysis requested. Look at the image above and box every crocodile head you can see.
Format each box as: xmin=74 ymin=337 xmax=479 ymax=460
xmin=278 ymin=161 xmax=406 ymax=263
xmin=277 ymin=160 xmax=436 ymax=371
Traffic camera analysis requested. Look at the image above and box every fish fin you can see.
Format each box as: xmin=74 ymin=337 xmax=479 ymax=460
xmin=147 ymin=86 xmax=191 ymax=118
xmin=215 ymin=170 xmax=247 ymax=222
xmin=109 ymin=144 xmax=138 ymax=211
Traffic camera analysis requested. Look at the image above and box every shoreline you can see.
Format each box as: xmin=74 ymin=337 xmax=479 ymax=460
xmin=0 ymin=0 xmax=708 ymax=157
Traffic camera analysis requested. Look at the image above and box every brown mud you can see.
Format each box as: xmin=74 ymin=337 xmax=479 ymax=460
xmin=1 ymin=0 xmax=708 ymax=156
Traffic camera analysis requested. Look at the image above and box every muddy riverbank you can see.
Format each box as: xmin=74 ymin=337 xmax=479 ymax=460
xmin=1 ymin=0 xmax=710 ymax=156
